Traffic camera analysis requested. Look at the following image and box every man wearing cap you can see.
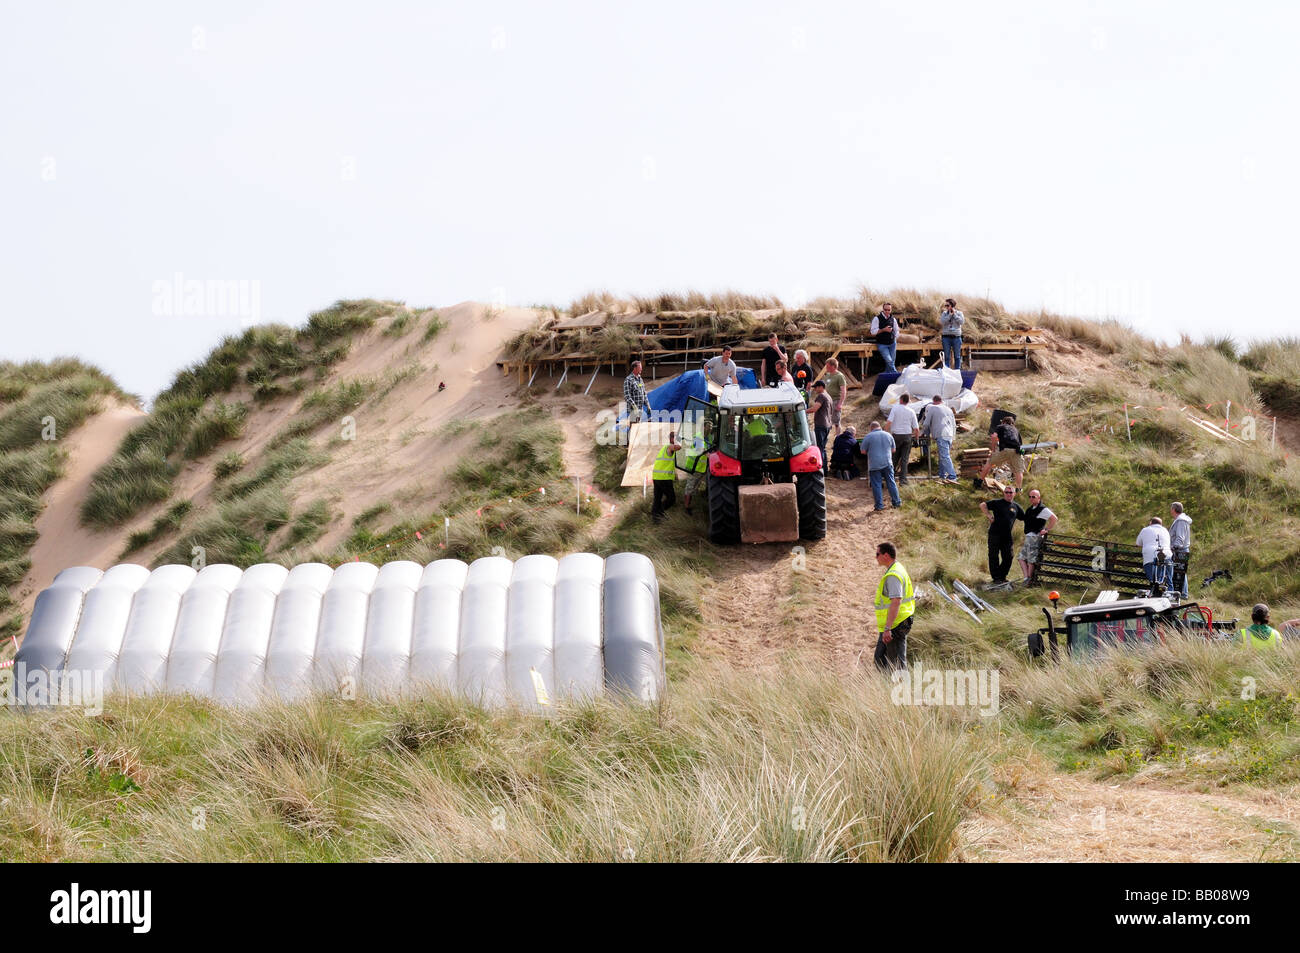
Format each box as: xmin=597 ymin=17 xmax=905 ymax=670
xmin=807 ymin=380 xmax=833 ymax=473
xmin=873 ymin=541 xmax=915 ymax=671
xmin=1241 ymin=604 xmax=1281 ymax=650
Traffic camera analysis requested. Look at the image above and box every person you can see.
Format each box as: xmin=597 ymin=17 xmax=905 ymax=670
xmin=807 ymin=380 xmax=832 ymax=473
xmin=1018 ymin=488 xmax=1059 ymax=581
xmin=830 ymin=426 xmax=860 ymax=480
xmin=1169 ymin=502 xmax=1193 ymax=599
xmin=873 ymin=541 xmax=915 ymax=671
xmin=870 ymin=302 xmax=900 ymax=374
xmin=760 ymin=333 xmax=787 ymax=388
xmin=921 ymin=394 xmax=958 ymax=482
xmin=1136 ymin=517 xmax=1174 ymax=590
xmin=773 ymin=359 xmax=794 ymax=385
xmin=623 ymin=360 xmax=649 ymax=424
xmin=437 ymin=381 xmax=446 ymax=392
xmin=790 ymin=349 xmax=815 ymax=398
xmin=981 ymin=487 xmax=1023 ymax=583
xmin=939 ymin=297 xmax=964 ymax=370
xmin=1240 ymin=604 xmax=1281 ymax=650
xmin=886 ymin=393 xmax=920 ymax=485
xmin=681 ymin=435 xmax=709 ymax=516
xmin=821 ymin=357 xmax=848 ymax=434
xmin=975 ymin=412 xmax=1025 ymax=490
xmin=861 ymin=421 xmax=900 ymax=511
xmin=651 ymin=431 xmax=682 ymax=523
xmin=703 ymin=346 xmax=739 ymax=388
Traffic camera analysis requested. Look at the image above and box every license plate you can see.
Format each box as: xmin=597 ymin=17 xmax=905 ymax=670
xmin=745 ymin=406 xmax=779 ymax=414
xmin=764 ymin=457 xmax=786 ymax=463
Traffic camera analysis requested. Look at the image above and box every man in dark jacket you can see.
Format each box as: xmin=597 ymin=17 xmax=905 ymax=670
xmin=830 ymin=426 xmax=861 ymax=480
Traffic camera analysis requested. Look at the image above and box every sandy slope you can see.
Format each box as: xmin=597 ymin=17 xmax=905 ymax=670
xmin=18 ymin=400 xmax=147 ymax=616
xmin=17 ymin=302 xmax=544 ymax=605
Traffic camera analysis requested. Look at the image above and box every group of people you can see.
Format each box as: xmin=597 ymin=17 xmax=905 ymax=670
xmin=1135 ymin=503 xmax=1195 ymax=597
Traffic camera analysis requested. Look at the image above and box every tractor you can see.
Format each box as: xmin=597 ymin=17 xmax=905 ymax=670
xmin=685 ymin=382 xmax=826 ymax=544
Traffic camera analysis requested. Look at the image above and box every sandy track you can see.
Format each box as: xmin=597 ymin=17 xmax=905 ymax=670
xmin=699 ymin=473 xmax=905 ymax=671
xmin=962 ymin=758 xmax=1300 ymax=861
xmin=18 ymin=400 xmax=146 ymax=615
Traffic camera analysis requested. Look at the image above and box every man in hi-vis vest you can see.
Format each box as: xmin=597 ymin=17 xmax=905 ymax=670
xmin=651 ymin=431 xmax=682 ymax=524
xmin=873 ymin=541 xmax=915 ymax=671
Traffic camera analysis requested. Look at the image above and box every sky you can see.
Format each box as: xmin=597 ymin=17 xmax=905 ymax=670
xmin=4 ymin=0 xmax=1298 ymax=400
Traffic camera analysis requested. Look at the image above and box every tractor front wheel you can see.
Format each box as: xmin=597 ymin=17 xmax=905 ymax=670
xmin=796 ymin=470 xmax=827 ymax=540
xmin=707 ymin=475 xmax=741 ymax=544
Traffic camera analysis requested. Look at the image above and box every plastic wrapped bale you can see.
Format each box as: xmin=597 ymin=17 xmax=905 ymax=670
xmin=17 ymin=554 xmax=665 ymax=708
xmin=738 ymin=483 xmax=800 ymax=544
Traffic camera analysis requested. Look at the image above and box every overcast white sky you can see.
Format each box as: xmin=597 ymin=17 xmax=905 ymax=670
xmin=4 ymin=0 xmax=1297 ymax=399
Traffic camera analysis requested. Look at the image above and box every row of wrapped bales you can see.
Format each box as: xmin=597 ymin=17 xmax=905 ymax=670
xmin=15 ymin=553 xmax=664 ymax=708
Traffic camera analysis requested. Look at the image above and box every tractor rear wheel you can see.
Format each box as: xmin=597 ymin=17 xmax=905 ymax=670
xmin=707 ymin=475 xmax=741 ymax=544
xmin=796 ymin=470 xmax=827 ymax=540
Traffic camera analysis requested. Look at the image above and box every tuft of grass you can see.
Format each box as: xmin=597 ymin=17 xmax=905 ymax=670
xmin=287 ymin=499 xmax=334 ymax=547
xmin=270 ymin=378 xmax=376 ymax=448
xmin=214 ymin=451 xmax=245 ymax=479
xmin=183 ymin=401 xmax=248 ymax=459
xmin=421 ymin=311 xmax=446 ymax=344
xmin=121 ymin=500 xmax=193 ymax=556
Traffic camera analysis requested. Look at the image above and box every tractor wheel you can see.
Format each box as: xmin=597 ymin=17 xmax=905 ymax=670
xmin=707 ymin=475 xmax=741 ymax=544
xmin=796 ymin=470 xmax=827 ymax=540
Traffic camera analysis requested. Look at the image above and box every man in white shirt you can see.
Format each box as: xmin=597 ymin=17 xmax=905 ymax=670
xmin=703 ymin=346 xmax=738 ymax=388
xmin=886 ymin=393 xmax=921 ymax=485
xmin=1136 ymin=517 xmax=1174 ymax=591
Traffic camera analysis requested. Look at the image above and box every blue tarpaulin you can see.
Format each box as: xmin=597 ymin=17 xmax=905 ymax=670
xmin=646 ymin=368 xmax=759 ymax=415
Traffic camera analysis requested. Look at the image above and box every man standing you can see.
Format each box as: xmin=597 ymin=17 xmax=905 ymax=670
xmin=703 ymin=346 xmax=739 ymax=388
xmin=651 ymin=431 xmax=682 ymax=523
xmin=873 ymin=541 xmax=915 ymax=672
xmin=680 ymin=434 xmax=709 ymax=516
xmin=921 ymin=394 xmax=958 ymax=482
xmin=760 ymin=333 xmax=787 ymax=388
xmin=1136 ymin=517 xmax=1174 ymax=590
xmin=980 ymin=487 xmax=1024 ymax=583
xmin=861 ymin=421 xmax=900 ymax=511
xmin=939 ymin=297 xmax=964 ymax=370
xmin=1169 ymin=502 xmax=1193 ymax=598
xmin=870 ymin=302 xmax=900 ymax=374
xmin=1240 ymin=604 xmax=1281 ymax=650
xmin=808 ymin=380 xmax=833 ymax=473
xmin=887 ymin=393 xmax=920 ymax=485
xmin=790 ymin=349 xmax=815 ymax=399
xmin=975 ymin=412 xmax=1025 ymax=490
xmin=1018 ymin=488 xmax=1059 ymax=582
xmin=623 ymin=360 xmax=649 ymax=424
xmin=821 ymin=357 xmax=848 ymax=434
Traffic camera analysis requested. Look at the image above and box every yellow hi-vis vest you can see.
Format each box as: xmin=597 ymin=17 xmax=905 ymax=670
xmin=687 ymin=451 xmax=709 ymax=474
xmin=652 ymin=445 xmax=677 ymax=481
xmin=1240 ymin=624 xmax=1280 ymax=649
xmin=874 ymin=561 xmax=915 ymax=632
